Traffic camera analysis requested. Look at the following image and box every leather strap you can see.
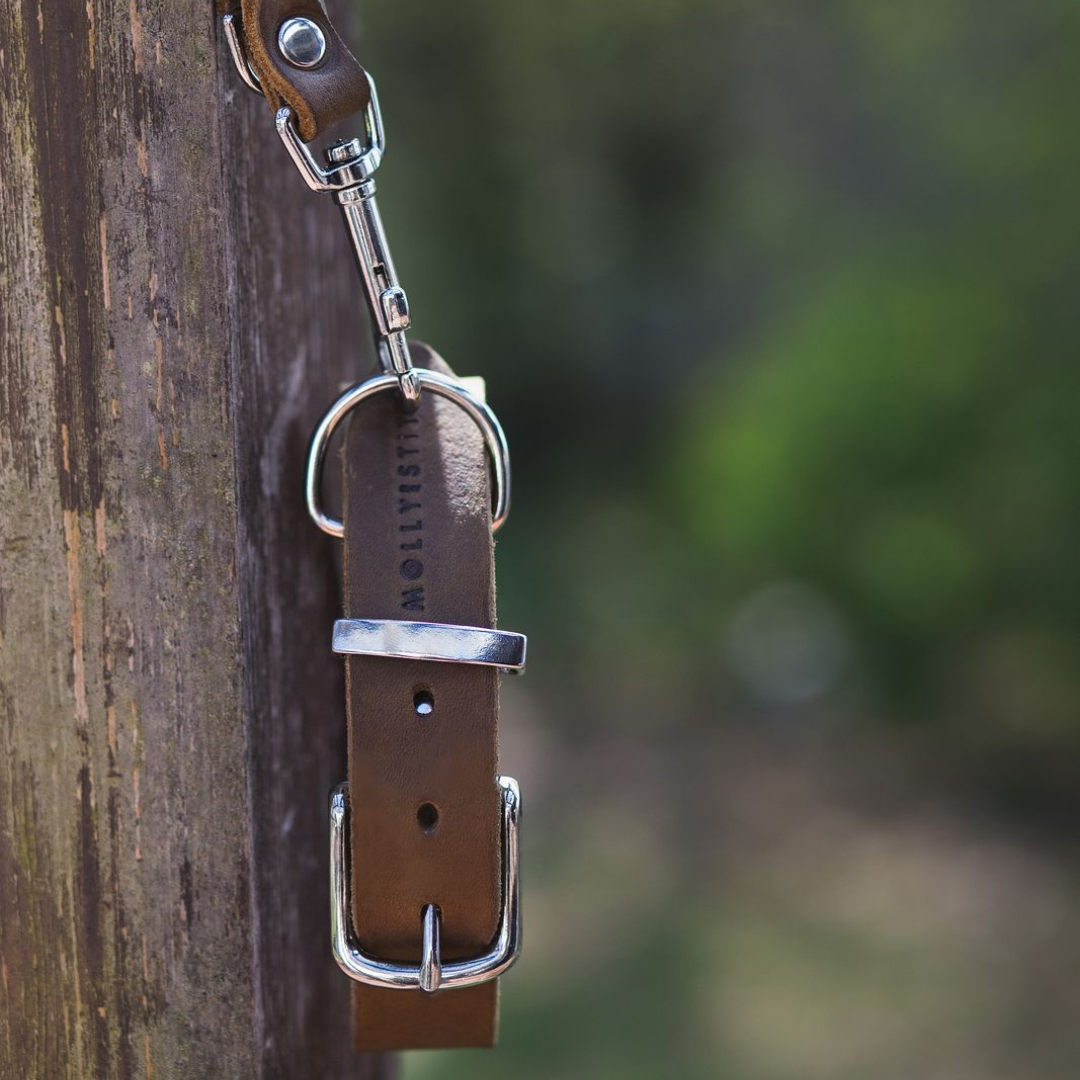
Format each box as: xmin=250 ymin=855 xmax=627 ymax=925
xmin=342 ymin=343 xmax=502 ymax=1051
xmin=218 ymin=0 xmax=371 ymax=142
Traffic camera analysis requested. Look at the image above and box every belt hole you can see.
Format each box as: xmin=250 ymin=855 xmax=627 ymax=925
xmin=416 ymin=802 xmax=439 ymax=833
xmin=414 ymin=690 xmax=435 ymax=716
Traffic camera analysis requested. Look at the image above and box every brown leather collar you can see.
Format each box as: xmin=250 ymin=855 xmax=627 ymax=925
xmin=218 ymin=2 xmax=520 ymax=1048
xmin=341 ymin=344 xmax=506 ymax=1050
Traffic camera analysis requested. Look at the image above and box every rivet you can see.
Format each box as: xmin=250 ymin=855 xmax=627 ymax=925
xmin=277 ymin=17 xmax=326 ymax=69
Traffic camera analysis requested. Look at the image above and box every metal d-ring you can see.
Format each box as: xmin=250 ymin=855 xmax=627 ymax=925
xmin=330 ymin=777 xmax=522 ymax=992
xmin=306 ymin=369 xmax=511 ymax=537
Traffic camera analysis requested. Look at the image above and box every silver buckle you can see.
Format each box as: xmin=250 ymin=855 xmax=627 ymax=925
xmin=330 ymin=778 xmax=522 ymax=992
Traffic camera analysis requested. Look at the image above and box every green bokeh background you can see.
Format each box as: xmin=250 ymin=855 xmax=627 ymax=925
xmin=353 ymin=1 xmax=1080 ymax=1076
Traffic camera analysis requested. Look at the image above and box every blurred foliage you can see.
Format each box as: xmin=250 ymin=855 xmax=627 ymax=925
xmin=351 ymin=0 xmax=1080 ymax=1076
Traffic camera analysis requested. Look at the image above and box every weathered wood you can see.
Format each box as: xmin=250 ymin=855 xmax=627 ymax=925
xmin=0 ymin=1 xmax=391 ymax=1076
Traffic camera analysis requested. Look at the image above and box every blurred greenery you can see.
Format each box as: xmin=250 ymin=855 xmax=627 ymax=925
xmin=352 ymin=0 xmax=1080 ymax=1076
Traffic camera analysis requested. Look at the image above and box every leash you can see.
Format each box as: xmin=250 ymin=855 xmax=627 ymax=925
xmin=219 ymin=0 xmax=524 ymax=1051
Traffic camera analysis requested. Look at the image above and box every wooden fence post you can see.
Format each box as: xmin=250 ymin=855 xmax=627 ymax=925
xmin=0 ymin=1 xmax=392 ymax=1076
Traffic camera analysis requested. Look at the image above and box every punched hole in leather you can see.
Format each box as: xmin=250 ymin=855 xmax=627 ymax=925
xmin=343 ymin=343 xmax=502 ymax=1051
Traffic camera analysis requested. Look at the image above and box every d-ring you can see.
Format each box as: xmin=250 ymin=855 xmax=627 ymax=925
xmin=306 ymin=369 xmax=511 ymax=537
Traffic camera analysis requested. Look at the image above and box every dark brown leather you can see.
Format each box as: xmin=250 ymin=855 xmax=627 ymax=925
xmin=219 ymin=0 xmax=371 ymax=142
xmin=342 ymin=343 xmax=503 ymax=1050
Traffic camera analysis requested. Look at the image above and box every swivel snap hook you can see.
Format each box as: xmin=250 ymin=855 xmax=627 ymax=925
xmin=334 ymin=171 xmax=420 ymax=407
xmin=223 ymin=13 xmax=419 ymax=404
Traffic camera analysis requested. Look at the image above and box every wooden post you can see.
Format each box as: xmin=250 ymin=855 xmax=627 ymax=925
xmin=0 ymin=1 xmax=392 ymax=1076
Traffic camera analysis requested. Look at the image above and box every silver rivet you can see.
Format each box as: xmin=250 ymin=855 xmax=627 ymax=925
xmin=277 ymin=17 xmax=326 ymax=69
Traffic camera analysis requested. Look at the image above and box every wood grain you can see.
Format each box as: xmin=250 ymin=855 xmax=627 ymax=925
xmin=0 ymin=0 xmax=392 ymax=1076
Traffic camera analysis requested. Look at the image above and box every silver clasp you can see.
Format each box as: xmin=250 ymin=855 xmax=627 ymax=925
xmin=223 ymin=14 xmax=419 ymax=404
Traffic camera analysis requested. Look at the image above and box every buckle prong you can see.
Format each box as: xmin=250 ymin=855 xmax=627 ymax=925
xmin=419 ymin=905 xmax=442 ymax=993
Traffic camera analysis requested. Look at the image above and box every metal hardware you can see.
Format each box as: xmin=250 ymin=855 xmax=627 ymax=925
xmin=336 ymin=180 xmax=415 ymax=392
xmin=222 ymin=19 xmax=385 ymax=181
xmin=276 ymin=102 xmax=420 ymax=403
xmin=273 ymin=102 xmax=384 ymax=190
xmin=278 ymin=17 xmax=327 ymax=68
xmin=306 ymin=369 xmax=511 ymax=537
xmin=330 ymin=777 xmax=522 ymax=992
xmin=222 ymin=14 xmax=262 ymax=93
xmin=333 ymin=619 xmax=527 ymax=671
xmin=327 ymin=139 xmax=364 ymax=165
xmin=222 ymin=15 xmax=420 ymax=403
